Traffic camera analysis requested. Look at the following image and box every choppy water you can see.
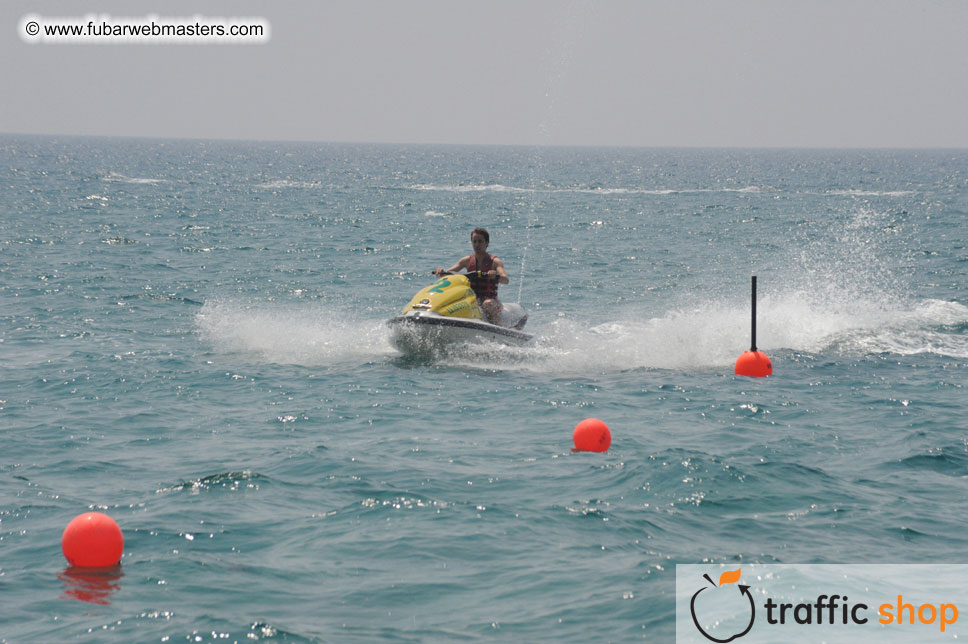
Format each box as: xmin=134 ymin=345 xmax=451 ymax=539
xmin=2 ymin=136 xmax=967 ymax=642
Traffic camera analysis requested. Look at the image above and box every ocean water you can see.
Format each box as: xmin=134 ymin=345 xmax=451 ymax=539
xmin=1 ymin=136 xmax=967 ymax=643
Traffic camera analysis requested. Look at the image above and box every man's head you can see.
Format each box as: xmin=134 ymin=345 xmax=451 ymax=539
xmin=471 ymin=227 xmax=489 ymax=251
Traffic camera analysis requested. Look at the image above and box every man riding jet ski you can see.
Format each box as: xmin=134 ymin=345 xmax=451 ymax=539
xmin=387 ymin=228 xmax=532 ymax=355
xmin=433 ymin=227 xmax=507 ymax=324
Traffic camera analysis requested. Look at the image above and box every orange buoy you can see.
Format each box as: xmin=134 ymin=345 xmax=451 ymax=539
xmin=734 ymin=350 xmax=773 ymax=377
xmin=572 ymin=418 xmax=611 ymax=453
xmin=735 ymin=276 xmax=772 ymax=378
xmin=62 ymin=512 xmax=124 ymax=567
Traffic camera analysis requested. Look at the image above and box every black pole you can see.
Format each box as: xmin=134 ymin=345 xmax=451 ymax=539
xmin=750 ymin=276 xmax=757 ymax=352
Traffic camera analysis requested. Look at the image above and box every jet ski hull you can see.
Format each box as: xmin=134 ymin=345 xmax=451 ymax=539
xmin=388 ymin=311 xmax=533 ymax=355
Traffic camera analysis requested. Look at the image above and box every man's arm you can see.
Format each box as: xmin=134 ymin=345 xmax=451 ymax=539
xmin=434 ymin=256 xmax=470 ymax=275
xmin=492 ymin=257 xmax=510 ymax=285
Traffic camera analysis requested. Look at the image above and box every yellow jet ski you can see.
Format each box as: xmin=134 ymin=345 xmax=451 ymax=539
xmin=387 ymin=272 xmax=532 ymax=355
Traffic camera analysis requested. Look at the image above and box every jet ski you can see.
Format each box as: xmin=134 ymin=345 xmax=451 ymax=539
xmin=387 ymin=271 xmax=533 ymax=355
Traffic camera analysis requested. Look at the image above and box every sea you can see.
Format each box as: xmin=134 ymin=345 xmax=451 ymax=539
xmin=1 ymin=135 xmax=966 ymax=643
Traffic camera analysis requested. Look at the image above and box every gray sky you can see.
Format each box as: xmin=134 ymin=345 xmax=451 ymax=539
xmin=4 ymin=0 xmax=967 ymax=147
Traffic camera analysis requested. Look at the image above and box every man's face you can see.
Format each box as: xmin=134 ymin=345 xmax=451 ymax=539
xmin=471 ymin=234 xmax=488 ymax=252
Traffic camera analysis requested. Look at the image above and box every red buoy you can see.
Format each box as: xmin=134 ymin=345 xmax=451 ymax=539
xmin=572 ymin=418 xmax=611 ymax=453
xmin=735 ymin=350 xmax=772 ymax=377
xmin=735 ymin=276 xmax=772 ymax=378
xmin=62 ymin=512 xmax=124 ymax=567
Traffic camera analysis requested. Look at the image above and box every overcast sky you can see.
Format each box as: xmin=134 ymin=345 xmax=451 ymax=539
xmin=4 ymin=0 xmax=967 ymax=148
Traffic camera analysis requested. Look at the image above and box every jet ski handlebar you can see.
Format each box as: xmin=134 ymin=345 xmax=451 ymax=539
xmin=434 ymin=270 xmax=495 ymax=280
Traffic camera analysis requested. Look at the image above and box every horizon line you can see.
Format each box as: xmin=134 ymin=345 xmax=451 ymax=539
xmin=3 ymin=130 xmax=968 ymax=152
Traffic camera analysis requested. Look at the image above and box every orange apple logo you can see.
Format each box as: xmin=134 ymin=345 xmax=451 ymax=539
xmin=690 ymin=569 xmax=755 ymax=642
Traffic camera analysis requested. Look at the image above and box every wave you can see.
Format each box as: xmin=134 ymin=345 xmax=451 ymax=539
xmin=407 ymin=183 xmax=768 ymax=196
xmin=409 ymin=184 xmax=922 ymax=199
xmin=101 ymin=171 xmax=169 ymax=184
xmin=246 ymin=181 xmax=914 ymax=198
xmin=196 ymin=300 xmax=394 ymax=366
xmin=197 ymin=293 xmax=968 ymax=373
xmin=826 ymin=189 xmax=917 ymax=197
xmin=829 ymin=299 xmax=968 ymax=358
xmin=647 ymin=296 xmax=965 ymax=368
xmin=445 ymin=289 xmax=968 ymax=372
xmin=256 ymin=179 xmax=323 ymax=190
xmin=409 ymin=183 xmax=536 ymax=194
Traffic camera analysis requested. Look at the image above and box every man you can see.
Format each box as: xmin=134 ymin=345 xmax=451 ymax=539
xmin=433 ymin=227 xmax=509 ymax=325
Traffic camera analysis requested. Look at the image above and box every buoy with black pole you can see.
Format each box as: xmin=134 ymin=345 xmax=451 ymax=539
xmin=734 ymin=276 xmax=772 ymax=377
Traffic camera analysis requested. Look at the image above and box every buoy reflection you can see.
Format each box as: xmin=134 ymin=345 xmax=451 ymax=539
xmin=58 ymin=564 xmax=123 ymax=605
